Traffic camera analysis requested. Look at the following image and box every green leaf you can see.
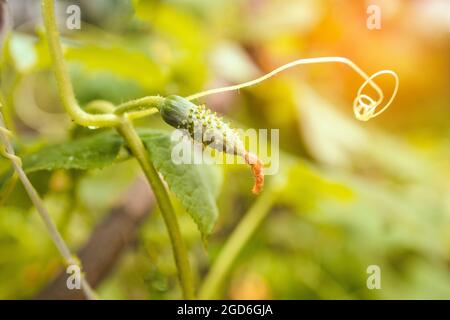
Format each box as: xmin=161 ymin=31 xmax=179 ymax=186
xmin=22 ymin=131 xmax=123 ymax=173
xmin=0 ymin=131 xmax=123 ymax=187
xmin=139 ymin=129 xmax=220 ymax=237
xmin=1 ymin=129 xmax=221 ymax=237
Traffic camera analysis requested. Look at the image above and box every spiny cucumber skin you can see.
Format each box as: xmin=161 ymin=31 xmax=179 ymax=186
xmin=161 ymin=95 xmax=245 ymax=156
xmin=160 ymin=95 xmax=192 ymax=129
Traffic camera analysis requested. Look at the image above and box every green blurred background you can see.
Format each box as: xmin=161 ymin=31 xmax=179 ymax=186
xmin=0 ymin=0 xmax=449 ymax=299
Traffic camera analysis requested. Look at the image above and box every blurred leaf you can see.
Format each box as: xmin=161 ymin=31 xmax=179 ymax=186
xmin=134 ymin=2 xmax=208 ymax=95
xmin=210 ymin=41 xmax=259 ymax=83
xmin=0 ymin=206 xmax=55 ymax=299
xmin=65 ymin=45 xmax=166 ymax=91
xmin=296 ymin=84 xmax=366 ymax=167
xmin=296 ymin=84 xmax=432 ymax=182
xmin=70 ymin=65 xmax=146 ymax=105
xmin=277 ymin=161 xmax=353 ymax=212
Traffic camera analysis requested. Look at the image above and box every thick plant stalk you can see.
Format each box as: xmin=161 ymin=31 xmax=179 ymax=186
xmin=198 ymin=191 xmax=275 ymax=299
xmin=118 ymin=118 xmax=195 ymax=299
xmin=0 ymin=111 xmax=97 ymax=300
xmin=41 ymin=0 xmax=119 ymax=128
xmin=41 ymin=0 xmax=195 ymax=299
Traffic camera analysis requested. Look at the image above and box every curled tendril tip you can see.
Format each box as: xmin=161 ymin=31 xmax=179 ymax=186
xmin=164 ymin=57 xmax=399 ymax=194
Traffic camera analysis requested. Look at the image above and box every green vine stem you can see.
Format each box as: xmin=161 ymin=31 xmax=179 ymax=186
xmin=41 ymin=0 xmax=195 ymax=299
xmin=0 ymin=110 xmax=97 ymax=300
xmin=118 ymin=118 xmax=195 ymax=299
xmin=198 ymin=190 xmax=276 ymax=299
xmin=114 ymin=96 xmax=165 ymax=116
xmin=41 ymin=0 xmax=120 ymax=128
